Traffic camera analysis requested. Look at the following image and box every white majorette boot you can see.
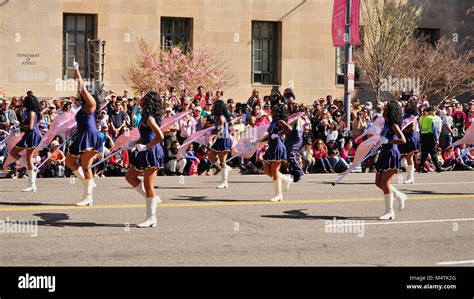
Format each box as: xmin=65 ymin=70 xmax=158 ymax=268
xmin=133 ymin=180 xmax=147 ymax=197
xmin=278 ymin=172 xmax=293 ymax=192
xmin=73 ymin=167 xmax=85 ymax=184
xmin=22 ymin=170 xmax=37 ymax=192
xmin=76 ymin=179 xmax=95 ymax=206
xmin=391 ymin=186 xmax=407 ymax=211
xmin=404 ymin=164 xmax=415 ymax=184
xmin=401 ymin=158 xmax=408 ymax=171
xmin=379 ymin=193 xmax=395 ymax=220
xmin=19 ymin=156 xmax=28 ymax=168
xmin=270 ymin=179 xmax=284 ymax=202
xmin=137 ymin=196 xmax=161 ymax=228
xmin=73 ymin=167 xmax=97 ymax=188
xmin=216 ymin=165 xmax=230 ymax=189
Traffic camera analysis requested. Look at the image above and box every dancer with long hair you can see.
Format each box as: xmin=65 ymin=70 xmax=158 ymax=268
xmin=375 ymin=101 xmax=407 ymax=220
xmin=9 ymin=94 xmax=41 ymax=192
xmin=208 ymin=99 xmax=233 ymax=189
xmin=263 ymin=102 xmax=293 ymax=202
xmin=399 ymin=101 xmax=420 ymax=184
xmin=125 ymin=91 xmax=164 ymax=228
xmin=65 ymin=61 xmax=103 ymax=206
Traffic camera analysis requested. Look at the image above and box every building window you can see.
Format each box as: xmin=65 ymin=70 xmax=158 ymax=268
xmin=414 ymin=28 xmax=440 ymax=46
xmin=161 ymin=17 xmax=192 ymax=50
xmin=63 ymin=14 xmax=97 ymax=79
xmin=252 ymin=21 xmax=280 ymax=85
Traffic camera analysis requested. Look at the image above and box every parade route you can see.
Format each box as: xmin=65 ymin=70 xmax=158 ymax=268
xmin=0 ymin=172 xmax=473 ymax=266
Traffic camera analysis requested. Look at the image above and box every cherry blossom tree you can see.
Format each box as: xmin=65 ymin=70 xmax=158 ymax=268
xmin=123 ymin=38 xmax=232 ymax=94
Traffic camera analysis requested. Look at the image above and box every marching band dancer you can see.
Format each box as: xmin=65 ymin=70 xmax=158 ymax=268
xmin=65 ymin=60 xmax=103 ymax=206
xmin=399 ymin=101 xmax=420 ymax=184
xmin=208 ymin=99 xmax=233 ymax=189
xmin=375 ymin=101 xmax=407 ymax=220
xmin=9 ymin=95 xmax=42 ymax=192
xmin=125 ymin=91 xmax=164 ymax=228
xmin=263 ymin=102 xmax=293 ymax=202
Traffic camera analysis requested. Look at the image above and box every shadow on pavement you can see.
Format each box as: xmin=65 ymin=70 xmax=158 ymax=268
xmin=402 ymin=189 xmax=472 ymax=196
xmin=261 ymin=209 xmax=378 ymax=221
xmin=32 ymin=213 xmax=126 ymax=228
xmin=169 ymin=196 xmax=266 ymax=202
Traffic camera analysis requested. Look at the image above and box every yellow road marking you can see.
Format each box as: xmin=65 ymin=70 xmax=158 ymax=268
xmin=0 ymin=194 xmax=471 ymax=212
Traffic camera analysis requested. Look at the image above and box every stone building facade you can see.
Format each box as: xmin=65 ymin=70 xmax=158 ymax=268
xmin=0 ymin=0 xmax=472 ymax=103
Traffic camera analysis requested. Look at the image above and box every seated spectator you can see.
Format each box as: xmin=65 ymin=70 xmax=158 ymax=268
xmin=46 ymin=140 xmax=65 ymax=177
xmin=196 ymin=145 xmax=212 ymax=176
xmin=341 ymin=139 xmax=356 ymax=163
xmin=165 ymin=141 xmax=186 ymax=176
xmin=300 ymin=140 xmax=315 ymax=174
xmin=108 ymin=149 xmax=129 ymax=176
xmin=313 ymin=139 xmax=332 ymax=173
xmin=442 ymin=147 xmax=456 ymax=170
xmin=184 ymin=144 xmax=199 ymax=176
xmin=327 ymin=139 xmax=349 ymax=173
xmin=455 ymin=144 xmax=473 ymax=170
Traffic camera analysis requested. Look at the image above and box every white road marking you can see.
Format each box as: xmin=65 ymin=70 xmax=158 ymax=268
xmin=436 ymin=260 xmax=474 ymax=265
xmin=326 ymin=218 xmax=474 ymax=227
xmin=307 ymin=179 xmax=474 ymax=186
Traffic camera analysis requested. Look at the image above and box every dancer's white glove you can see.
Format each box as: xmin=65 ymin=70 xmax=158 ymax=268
xmin=136 ymin=144 xmax=147 ymax=152
xmin=73 ymin=58 xmax=79 ymax=70
xmin=271 ymin=133 xmax=279 ymax=139
xmin=379 ymin=136 xmax=389 ymax=144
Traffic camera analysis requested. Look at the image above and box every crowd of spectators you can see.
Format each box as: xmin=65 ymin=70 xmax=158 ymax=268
xmin=0 ymin=87 xmax=473 ymax=179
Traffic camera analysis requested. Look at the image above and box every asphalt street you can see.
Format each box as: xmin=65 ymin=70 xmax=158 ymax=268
xmin=0 ymin=171 xmax=472 ymax=266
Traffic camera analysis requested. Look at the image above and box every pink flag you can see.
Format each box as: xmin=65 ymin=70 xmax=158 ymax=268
xmin=110 ymin=111 xmax=191 ymax=152
xmin=161 ymin=110 xmax=191 ymax=133
xmin=354 ymin=116 xmax=385 ymax=143
xmin=110 ymin=128 xmax=140 ymax=152
xmin=3 ymin=132 xmax=24 ymax=170
xmin=339 ymin=135 xmax=380 ymax=176
xmin=401 ymin=115 xmax=417 ymax=131
xmin=451 ymin=124 xmax=474 ymax=148
xmin=232 ymin=125 xmax=269 ymax=159
xmin=332 ymin=0 xmax=361 ymax=47
xmin=177 ymin=127 xmax=214 ymax=159
xmin=232 ymin=113 xmax=304 ymax=159
xmin=340 ymin=116 xmax=418 ymax=176
xmin=97 ymin=99 xmax=109 ymax=112
xmin=37 ymin=111 xmax=77 ymax=151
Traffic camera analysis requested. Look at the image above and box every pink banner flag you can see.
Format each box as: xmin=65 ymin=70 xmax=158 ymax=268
xmin=340 ymin=116 xmax=418 ymax=176
xmin=3 ymin=132 xmax=24 ymax=170
xmin=340 ymin=135 xmax=380 ymax=176
xmin=232 ymin=113 xmax=304 ymax=159
xmin=401 ymin=115 xmax=417 ymax=131
xmin=97 ymin=99 xmax=109 ymax=112
xmin=110 ymin=110 xmax=191 ymax=152
xmin=451 ymin=124 xmax=474 ymax=148
xmin=161 ymin=110 xmax=191 ymax=133
xmin=37 ymin=111 xmax=78 ymax=151
xmin=232 ymin=125 xmax=269 ymax=159
xmin=332 ymin=0 xmax=361 ymax=47
xmin=354 ymin=116 xmax=385 ymax=143
xmin=177 ymin=126 xmax=215 ymax=159
xmin=110 ymin=128 xmax=140 ymax=152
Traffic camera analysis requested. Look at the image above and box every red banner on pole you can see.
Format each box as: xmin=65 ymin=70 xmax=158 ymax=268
xmin=332 ymin=0 xmax=361 ymax=47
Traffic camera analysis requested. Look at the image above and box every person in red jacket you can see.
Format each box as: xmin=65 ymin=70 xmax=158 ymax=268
xmin=313 ymin=139 xmax=332 ymax=173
